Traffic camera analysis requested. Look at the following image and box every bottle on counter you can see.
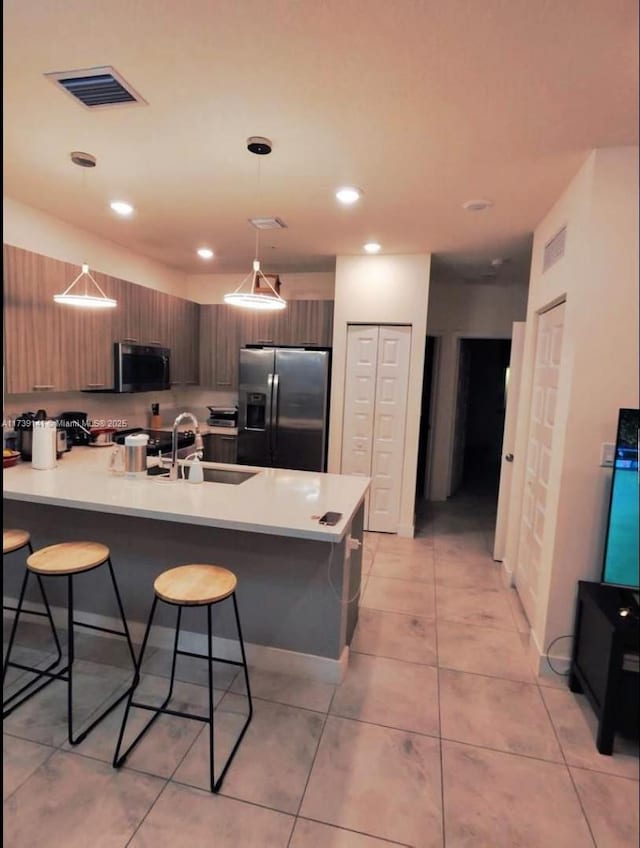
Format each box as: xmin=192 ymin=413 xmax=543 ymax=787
xmin=150 ymin=402 xmax=162 ymax=430
xmin=187 ymin=455 xmax=204 ymax=484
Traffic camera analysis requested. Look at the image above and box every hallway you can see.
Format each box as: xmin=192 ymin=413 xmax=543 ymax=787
xmin=4 ymin=499 xmax=639 ymax=847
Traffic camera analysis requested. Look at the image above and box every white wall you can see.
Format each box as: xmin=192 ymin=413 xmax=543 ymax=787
xmin=427 ymin=279 xmax=529 ymax=499
xmin=3 ymin=196 xmax=186 ymax=295
xmin=504 ymin=147 xmax=639 ymax=669
xmin=186 ymin=271 xmax=335 ymax=304
xmin=328 ymin=254 xmax=431 ymax=536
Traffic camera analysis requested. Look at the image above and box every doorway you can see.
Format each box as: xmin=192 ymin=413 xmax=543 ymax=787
xmin=450 ymin=338 xmax=512 ymax=498
xmin=415 ymin=336 xmax=438 ymax=499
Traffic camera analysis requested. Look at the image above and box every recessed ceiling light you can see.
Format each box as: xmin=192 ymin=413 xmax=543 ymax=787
xmin=110 ymin=201 xmax=134 ymax=216
xmin=462 ymin=198 xmax=493 ymax=212
xmin=336 ymin=186 xmax=362 ymax=205
xmin=197 ymin=247 xmax=214 ymax=260
xmin=363 ymin=242 xmax=381 ymax=254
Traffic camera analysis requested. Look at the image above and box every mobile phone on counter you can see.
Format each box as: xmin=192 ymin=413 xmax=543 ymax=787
xmin=319 ymin=511 xmax=342 ymax=526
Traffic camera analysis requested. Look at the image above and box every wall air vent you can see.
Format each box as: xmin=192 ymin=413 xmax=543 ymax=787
xmin=249 ymin=217 xmax=288 ymax=230
xmin=44 ymin=66 xmax=147 ymax=109
xmin=543 ymin=225 xmax=567 ymax=272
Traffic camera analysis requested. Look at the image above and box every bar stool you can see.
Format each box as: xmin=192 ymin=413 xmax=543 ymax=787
xmin=3 ymin=529 xmax=63 ymax=712
xmin=3 ymin=541 xmax=138 ymax=745
xmin=113 ymin=564 xmax=253 ymax=793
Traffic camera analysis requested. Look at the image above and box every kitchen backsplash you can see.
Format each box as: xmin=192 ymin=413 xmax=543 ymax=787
xmin=3 ymin=386 xmax=237 ymax=439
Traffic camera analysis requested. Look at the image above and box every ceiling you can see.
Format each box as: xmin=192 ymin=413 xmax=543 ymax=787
xmin=3 ymin=0 xmax=638 ymax=278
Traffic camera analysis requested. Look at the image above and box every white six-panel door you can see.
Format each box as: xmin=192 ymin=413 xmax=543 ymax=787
xmin=515 ymin=302 xmax=565 ymax=625
xmin=341 ymin=325 xmax=411 ymax=532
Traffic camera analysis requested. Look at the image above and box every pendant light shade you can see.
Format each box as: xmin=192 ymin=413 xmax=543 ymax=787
xmin=224 ymin=260 xmax=286 ymax=311
xmin=53 ymin=263 xmax=117 ymax=309
xmin=224 ymin=137 xmax=287 ymax=311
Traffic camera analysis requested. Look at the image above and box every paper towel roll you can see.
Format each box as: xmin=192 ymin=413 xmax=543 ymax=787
xmin=32 ymin=420 xmax=58 ymax=470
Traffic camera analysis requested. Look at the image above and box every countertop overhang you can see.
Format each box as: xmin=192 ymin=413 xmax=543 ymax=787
xmin=3 ymin=449 xmax=370 ymax=542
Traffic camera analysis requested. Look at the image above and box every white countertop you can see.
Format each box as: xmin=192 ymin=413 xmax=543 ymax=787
xmin=3 ymin=448 xmax=370 ymax=542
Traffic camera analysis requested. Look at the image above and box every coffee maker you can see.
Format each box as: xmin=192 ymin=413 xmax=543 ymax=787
xmin=57 ymin=411 xmax=90 ymax=449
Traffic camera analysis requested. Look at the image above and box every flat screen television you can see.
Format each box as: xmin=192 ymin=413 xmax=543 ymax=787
xmin=601 ymin=408 xmax=639 ymax=589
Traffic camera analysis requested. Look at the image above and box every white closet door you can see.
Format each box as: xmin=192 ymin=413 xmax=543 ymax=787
xmin=369 ymin=326 xmax=411 ymax=532
xmin=341 ymin=325 xmax=379 ymax=480
xmin=515 ymin=302 xmax=565 ymax=626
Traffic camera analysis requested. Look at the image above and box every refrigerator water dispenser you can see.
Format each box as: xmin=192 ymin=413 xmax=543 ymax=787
xmin=246 ymin=394 xmax=266 ymax=430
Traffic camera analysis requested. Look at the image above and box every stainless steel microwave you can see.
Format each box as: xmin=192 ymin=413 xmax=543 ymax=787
xmin=114 ymin=342 xmax=171 ymax=392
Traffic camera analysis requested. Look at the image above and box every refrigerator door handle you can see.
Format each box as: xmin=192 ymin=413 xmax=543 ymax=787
xmin=265 ymin=373 xmax=274 ymax=459
xmin=272 ymin=373 xmax=280 ymax=459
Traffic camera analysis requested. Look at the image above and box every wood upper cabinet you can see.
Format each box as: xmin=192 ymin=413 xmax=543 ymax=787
xmin=285 ymin=300 xmax=334 ymax=346
xmin=213 ymin=305 xmax=242 ymax=389
xmin=197 ymin=300 xmax=334 ymax=388
xmin=3 ymin=244 xmax=333 ymax=395
xmin=73 ymin=266 xmax=117 ymax=391
xmin=199 ymin=305 xmax=216 ymax=388
xmin=4 ymin=245 xmax=68 ymax=393
xmin=169 ymin=297 xmax=200 ymax=386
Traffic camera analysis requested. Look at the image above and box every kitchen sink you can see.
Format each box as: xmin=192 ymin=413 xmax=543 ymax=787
xmin=201 ymin=468 xmax=257 ymax=485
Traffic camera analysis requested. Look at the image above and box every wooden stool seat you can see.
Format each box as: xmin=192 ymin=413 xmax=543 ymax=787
xmin=27 ymin=542 xmax=110 ymax=575
xmin=3 ymin=529 xmax=31 ymax=555
xmin=154 ymin=564 xmax=237 ymax=606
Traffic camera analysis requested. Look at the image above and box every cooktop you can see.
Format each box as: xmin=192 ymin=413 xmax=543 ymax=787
xmin=114 ymin=428 xmax=196 ymax=455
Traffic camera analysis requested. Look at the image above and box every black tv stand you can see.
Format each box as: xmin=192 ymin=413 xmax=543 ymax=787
xmin=569 ymin=581 xmax=640 ymax=755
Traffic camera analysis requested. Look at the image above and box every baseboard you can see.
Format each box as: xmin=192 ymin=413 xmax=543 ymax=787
xmin=396 ymin=523 xmax=415 ymax=538
xmin=499 ymin=556 xmax=515 ymax=588
xmin=528 ymin=628 xmax=571 ymax=678
xmin=3 ymin=599 xmax=349 ymax=685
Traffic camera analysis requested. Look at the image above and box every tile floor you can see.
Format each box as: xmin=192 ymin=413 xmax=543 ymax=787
xmin=3 ymin=491 xmax=639 ymax=847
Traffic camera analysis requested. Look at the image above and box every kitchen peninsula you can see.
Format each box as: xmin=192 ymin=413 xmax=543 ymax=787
xmin=3 ymin=449 xmax=369 ymax=682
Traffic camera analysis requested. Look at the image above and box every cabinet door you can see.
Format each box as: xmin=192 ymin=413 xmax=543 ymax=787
xmin=239 ymin=308 xmax=288 ymax=348
xmin=142 ymin=289 xmax=172 ymax=347
xmin=170 ymin=297 xmax=200 ymax=386
xmin=215 ymin=434 xmax=238 ymax=463
xmin=73 ymin=265 xmax=116 ymax=390
xmin=182 ymin=299 xmax=200 ymax=385
xmin=214 ymin=305 xmax=241 ymax=389
xmin=199 ymin=305 xmax=217 ymax=386
xmin=286 ymin=300 xmax=334 ymax=346
xmin=4 ymin=245 xmax=64 ymax=393
xmin=111 ymin=278 xmax=149 ymax=344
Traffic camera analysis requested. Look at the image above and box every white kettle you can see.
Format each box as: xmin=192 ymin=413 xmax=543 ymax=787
xmin=31 ymin=420 xmax=58 ymax=470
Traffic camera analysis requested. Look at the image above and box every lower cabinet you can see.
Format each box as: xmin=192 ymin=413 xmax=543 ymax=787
xmin=203 ymin=433 xmax=238 ymax=464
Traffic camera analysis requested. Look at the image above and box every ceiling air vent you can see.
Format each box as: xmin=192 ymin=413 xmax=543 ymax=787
xmin=543 ymin=225 xmax=567 ymax=273
xmin=44 ymin=66 xmax=147 ymax=109
xmin=249 ymin=217 xmax=288 ymax=230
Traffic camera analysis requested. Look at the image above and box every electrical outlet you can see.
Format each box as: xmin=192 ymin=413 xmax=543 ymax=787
xmin=601 ymin=442 xmax=615 ymax=467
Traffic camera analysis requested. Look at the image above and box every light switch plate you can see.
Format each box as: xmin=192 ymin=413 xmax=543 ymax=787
xmin=600 ymin=442 xmax=615 ymax=467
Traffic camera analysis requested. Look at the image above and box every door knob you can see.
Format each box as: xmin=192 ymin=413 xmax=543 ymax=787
xmin=505 ymin=453 xmax=514 ymax=462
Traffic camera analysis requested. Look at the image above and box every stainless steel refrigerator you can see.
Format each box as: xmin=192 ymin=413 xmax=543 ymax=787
xmin=237 ymin=346 xmax=331 ymax=471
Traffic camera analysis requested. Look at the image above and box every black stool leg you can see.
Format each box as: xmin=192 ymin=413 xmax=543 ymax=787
xmin=3 ymin=569 xmax=67 ymax=716
xmin=3 ymin=542 xmax=62 ymax=667
xmin=35 ymin=574 xmax=63 ymax=665
xmin=68 ymin=564 xmax=141 ymax=746
xmin=232 ymin=592 xmax=253 ymax=717
xmin=106 ymin=558 xmax=139 ymax=681
xmin=113 ymin=598 xmax=183 ymax=767
xmin=207 ymin=603 xmax=215 ymax=792
xmin=2 ymin=569 xmax=30 ymax=682
xmin=210 ymin=591 xmax=253 ymax=793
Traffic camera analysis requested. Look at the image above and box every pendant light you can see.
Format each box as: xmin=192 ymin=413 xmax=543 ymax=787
xmin=53 ymin=151 xmax=118 ymax=308
xmin=224 ymin=137 xmax=287 ymax=311
xmin=53 ymin=263 xmax=117 ymax=308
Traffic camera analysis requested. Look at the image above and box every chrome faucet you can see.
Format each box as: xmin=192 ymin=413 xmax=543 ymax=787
xmin=169 ymin=411 xmax=204 ymax=481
